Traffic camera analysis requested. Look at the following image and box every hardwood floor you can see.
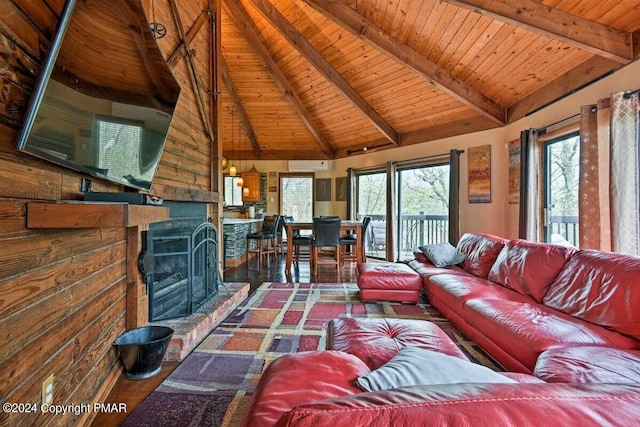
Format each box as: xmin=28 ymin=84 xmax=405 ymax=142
xmin=92 ymin=255 xmax=359 ymax=426
xmin=236 ymin=252 xmax=360 ymax=293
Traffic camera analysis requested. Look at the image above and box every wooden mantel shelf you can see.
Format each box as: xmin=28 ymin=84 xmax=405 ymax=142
xmin=27 ymin=202 xmax=170 ymax=228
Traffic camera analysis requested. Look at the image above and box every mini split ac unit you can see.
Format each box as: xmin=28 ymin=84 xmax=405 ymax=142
xmin=287 ymin=160 xmax=329 ymax=172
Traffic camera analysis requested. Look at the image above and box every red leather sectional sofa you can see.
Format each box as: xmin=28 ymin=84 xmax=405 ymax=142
xmin=407 ymin=233 xmax=640 ymax=374
xmin=241 ymin=233 xmax=640 ymax=426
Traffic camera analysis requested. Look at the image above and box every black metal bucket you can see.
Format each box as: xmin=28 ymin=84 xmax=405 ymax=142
xmin=113 ymin=326 xmax=174 ymax=380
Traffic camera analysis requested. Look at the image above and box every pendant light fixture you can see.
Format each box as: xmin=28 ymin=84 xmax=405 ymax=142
xmin=235 ymin=115 xmax=244 ymax=187
xmin=229 ymin=106 xmax=237 ymax=177
xmin=242 ymin=129 xmax=250 ymax=197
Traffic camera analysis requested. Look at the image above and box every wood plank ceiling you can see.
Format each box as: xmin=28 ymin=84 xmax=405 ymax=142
xmin=220 ymin=0 xmax=640 ymax=161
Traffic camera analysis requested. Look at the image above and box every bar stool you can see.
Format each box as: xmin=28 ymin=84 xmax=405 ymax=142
xmin=246 ymin=215 xmax=280 ymax=265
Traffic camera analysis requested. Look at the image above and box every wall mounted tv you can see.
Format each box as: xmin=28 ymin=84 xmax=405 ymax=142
xmin=16 ymin=0 xmax=180 ymax=192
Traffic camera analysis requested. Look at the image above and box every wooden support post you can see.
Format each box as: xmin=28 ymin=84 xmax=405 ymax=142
xmin=126 ymin=226 xmax=148 ymax=329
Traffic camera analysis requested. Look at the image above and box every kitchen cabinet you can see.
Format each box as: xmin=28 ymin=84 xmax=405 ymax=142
xmin=242 ymin=168 xmax=261 ymax=202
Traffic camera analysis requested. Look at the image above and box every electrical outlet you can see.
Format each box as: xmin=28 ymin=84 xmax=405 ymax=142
xmin=80 ymin=177 xmax=92 ymax=193
xmin=42 ymin=373 xmax=54 ymax=405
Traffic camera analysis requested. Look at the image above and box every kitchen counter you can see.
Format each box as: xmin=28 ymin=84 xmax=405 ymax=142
xmin=222 ymin=218 xmax=263 ymax=268
xmin=222 ymin=218 xmax=263 ymax=224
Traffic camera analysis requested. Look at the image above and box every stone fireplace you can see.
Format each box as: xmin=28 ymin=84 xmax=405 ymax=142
xmin=139 ymin=202 xmax=222 ymax=322
xmin=138 ymin=201 xmax=249 ymax=361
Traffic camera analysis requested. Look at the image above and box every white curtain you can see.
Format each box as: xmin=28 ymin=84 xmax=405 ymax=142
xmin=610 ymin=92 xmax=640 ymax=254
xmin=579 ymin=91 xmax=639 ymax=255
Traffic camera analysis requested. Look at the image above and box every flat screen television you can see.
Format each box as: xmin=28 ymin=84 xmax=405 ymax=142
xmin=16 ymin=0 xmax=180 ymax=192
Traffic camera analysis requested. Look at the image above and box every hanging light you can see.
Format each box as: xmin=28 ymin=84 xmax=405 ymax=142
xmin=236 ymin=118 xmax=246 ymax=187
xmin=229 ymin=106 xmax=237 ymax=176
xmin=235 ymin=114 xmax=243 ymax=185
xmin=242 ymin=123 xmax=250 ymax=194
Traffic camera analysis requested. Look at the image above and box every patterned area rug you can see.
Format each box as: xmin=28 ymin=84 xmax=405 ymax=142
xmin=122 ymin=282 xmax=502 ymax=427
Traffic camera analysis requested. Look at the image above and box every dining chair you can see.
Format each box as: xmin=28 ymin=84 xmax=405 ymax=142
xmin=340 ymin=216 xmax=371 ymax=263
xmin=311 ymin=216 xmax=342 ymax=277
xmin=284 ymin=216 xmax=313 ymax=264
xmin=274 ymin=215 xmax=286 ymax=255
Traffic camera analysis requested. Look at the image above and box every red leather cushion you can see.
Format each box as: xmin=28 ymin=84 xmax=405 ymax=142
xmin=240 ymin=351 xmax=369 ymax=427
xmin=463 ymin=299 xmax=640 ymax=370
xmin=535 ymin=346 xmax=640 ymax=384
xmin=276 ymin=383 xmax=640 ymax=427
xmin=405 ymin=258 xmax=471 ymax=281
xmin=457 ymin=233 xmax=507 ymax=278
xmin=428 ymin=274 xmax=533 ymax=313
xmin=543 ymin=250 xmax=640 ymax=340
xmin=327 ymin=318 xmax=468 ymax=370
xmin=488 ymin=239 xmax=576 ymax=302
xmin=357 ymin=262 xmax=421 ymax=290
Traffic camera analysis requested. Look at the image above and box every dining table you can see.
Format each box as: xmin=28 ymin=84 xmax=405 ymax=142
xmin=284 ymin=220 xmax=365 ymax=272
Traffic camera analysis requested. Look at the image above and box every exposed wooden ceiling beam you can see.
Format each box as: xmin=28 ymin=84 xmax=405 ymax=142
xmin=507 ymin=56 xmax=621 ymax=123
xmin=246 ymin=0 xmax=399 ymax=145
xmin=633 ymin=30 xmax=640 ymax=60
xmin=237 ymin=149 xmax=332 ymax=161
xmin=223 ymin=1 xmax=334 ymax=159
xmin=305 ymin=0 xmax=505 ymax=125
xmin=167 ymin=8 xmax=213 ymax=68
xmin=220 ymin=57 xmax=262 ymax=157
xmin=333 ymin=116 xmax=500 ymax=158
xmin=113 ymin=0 xmax=178 ymax=104
xmin=442 ymin=0 xmax=633 ymax=64
xmin=168 ymin=0 xmax=214 ymax=140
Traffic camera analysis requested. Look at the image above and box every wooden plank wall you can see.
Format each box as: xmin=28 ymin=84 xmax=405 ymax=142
xmin=0 ymin=0 xmax=219 ymax=425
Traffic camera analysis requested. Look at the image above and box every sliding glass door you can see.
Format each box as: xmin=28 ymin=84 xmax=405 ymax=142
xmin=543 ymin=132 xmax=580 ymax=247
xmin=356 ymin=171 xmax=387 ymax=259
xmin=396 ymin=163 xmax=450 ymax=260
xmin=354 ymin=157 xmax=453 ymax=261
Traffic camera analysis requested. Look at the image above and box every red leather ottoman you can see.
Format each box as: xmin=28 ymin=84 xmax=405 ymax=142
xmin=327 ymin=317 xmax=468 ymax=369
xmin=357 ymin=262 xmax=422 ymax=303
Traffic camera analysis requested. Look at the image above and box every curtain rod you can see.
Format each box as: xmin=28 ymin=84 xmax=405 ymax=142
xmin=537 ymin=88 xmax=640 ymax=132
xmin=402 ymin=151 xmax=464 ymax=163
xmin=351 ymin=150 xmax=462 ymax=174
xmin=535 ymin=113 xmax=580 ymax=134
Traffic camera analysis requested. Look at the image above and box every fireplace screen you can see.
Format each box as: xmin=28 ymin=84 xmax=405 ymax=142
xmin=140 ymin=218 xmax=222 ymax=321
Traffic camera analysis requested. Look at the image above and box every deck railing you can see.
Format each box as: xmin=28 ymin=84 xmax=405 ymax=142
xmin=363 ymin=212 xmax=449 ymax=255
xmin=362 ymin=213 xmax=579 ymax=258
xmin=548 ymin=215 xmax=579 ymax=247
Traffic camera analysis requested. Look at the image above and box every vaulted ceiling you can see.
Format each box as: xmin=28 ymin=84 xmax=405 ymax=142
xmin=220 ymin=0 xmax=640 ymax=161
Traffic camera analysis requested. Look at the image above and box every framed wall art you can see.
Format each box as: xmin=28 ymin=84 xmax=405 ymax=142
xmin=468 ymin=145 xmax=491 ymax=203
xmin=315 ymin=178 xmax=331 ymax=201
xmin=335 ymin=176 xmax=347 ymax=201
xmin=508 ymin=139 xmax=520 ymax=204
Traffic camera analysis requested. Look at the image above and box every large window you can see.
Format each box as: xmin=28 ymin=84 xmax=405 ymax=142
xmin=354 ymin=156 xmax=453 ymax=261
xmin=356 ymin=171 xmax=387 ymax=259
xmin=279 ymin=173 xmax=314 ymax=221
xmin=397 ymin=163 xmax=450 ymax=259
xmin=224 ymin=175 xmax=243 ymax=207
xmin=543 ymin=132 xmax=580 ymax=247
